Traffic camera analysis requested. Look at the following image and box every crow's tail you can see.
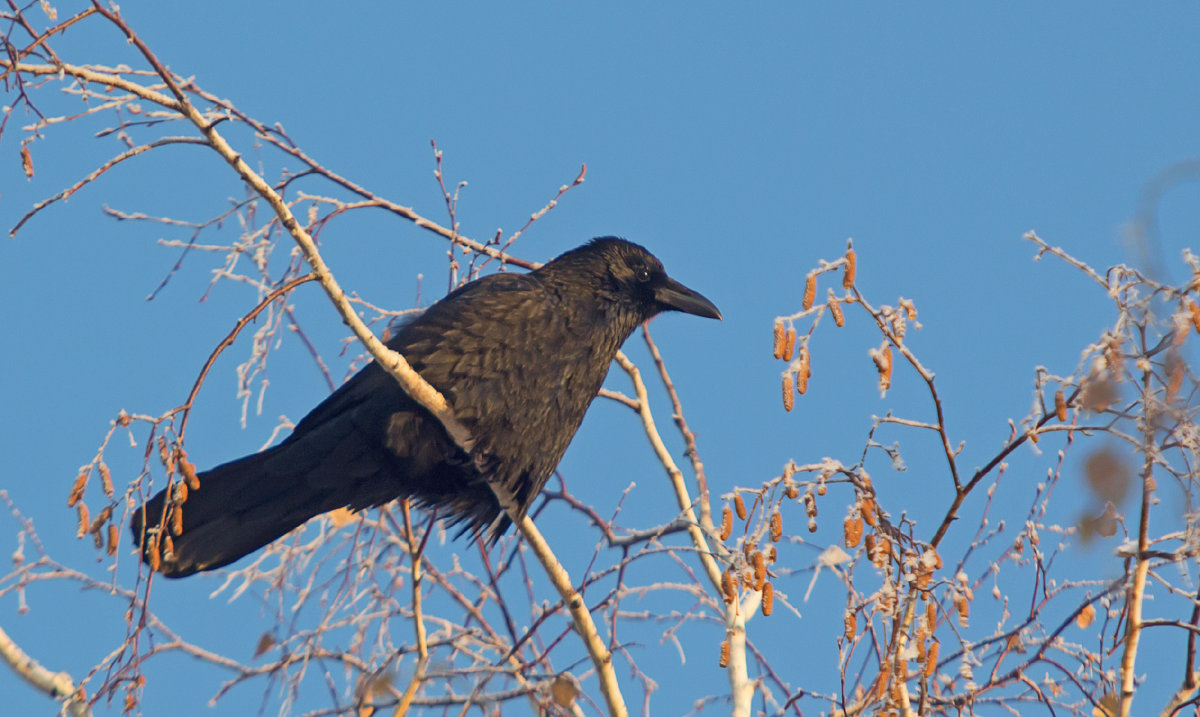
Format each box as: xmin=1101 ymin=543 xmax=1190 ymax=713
xmin=130 ymin=442 xmax=362 ymax=578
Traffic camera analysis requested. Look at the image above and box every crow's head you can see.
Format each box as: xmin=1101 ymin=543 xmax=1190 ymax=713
xmin=543 ymin=237 xmax=722 ymax=325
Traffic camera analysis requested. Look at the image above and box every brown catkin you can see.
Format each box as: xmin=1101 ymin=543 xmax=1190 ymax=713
xmin=783 ymin=327 xmax=796 ymax=361
xmin=89 ymin=506 xmax=112 ymax=535
xmin=955 ymin=593 xmax=970 ymax=626
xmin=766 ymin=544 xmax=777 ymax=563
xmin=734 ymin=494 xmax=747 ymax=520
xmin=1191 ymin=299 xmax=1200 ymax=334
xmin=106 ymin=523 xmax=119 ymax=556
xmin=76 ymin=503 xmax=90 ymax=539
xmin=180 ymin=455 xmax=201 ymax=491
xmin=785 ymin=482 xmax=799 ymax=500
xmin=172 ymin=480 xmax=189 ymax=505
xmin=719 ymin=638 xmax=730 ymax=668
xmin=829 ymin=298 xmax=845 ymax=327
xmin=802 ymin=274 xmax=816 ymax=310
xmin=147 ymin=538 xmax=161 ymax=572
xmin=924 ymin=640 xmax=939 ymax=678
xmin=843 ymin=248 xmax=857 ymax=288
xmin=773 ymin=321 xmax=785 ymax=359
xmin=844 ymin=515 xmax=863 ymax=548
xmin=871 ymin=666 xmax=891 ymax=702
xmin=722 ymin=571 xmax=737 ymax=604
xmin=770 ymin=511 xmax=783 ymax=542
xmin=162 ymin=535 xmax=175 ymax=560
xmin=880 ymin=346 xmax=893 ymax=391
xmin=844 ymin=611 xmax=857 ymax=641
xmin=752 ymin=551 xmax=766 ymax=591
xmin=796 ymin=347 xmax=811 ymax=394
xmin=873 ymin=535 xmax=890 ymax=567
xmin=720 ymin=506 xmax=733 ymax=540
xmin=782 ymin=374 xmax=795 ymax=412
xmin=926 ymin=600 xmax=937 ymax=629
xmin=860 ymin=496 xmax=877 ymax=527
xmin=98 ymin=462 xmax=114 ymax=499
xmin=170 ymin=506 xmax=184 ymax=536
xmin=68 ymin=471 xmax=88 ymax=508
xmin=20 ymin=145 xmax=34 ymax=178
xmin=761 ymin=582 xmax=774 ymax=616
xmin=1054 ymin=389 xmax=1068 ymax=421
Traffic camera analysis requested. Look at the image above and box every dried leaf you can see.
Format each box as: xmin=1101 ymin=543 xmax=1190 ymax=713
xmin=327 ymin=507 xmax=359 ymax=528
xmin=551 ymin=673 xmax=580 ymax=708
xmin=1083 ymin=447 xmax=1131 ymax=505
xmin=253 ymin=632 xmax=275 ymax=658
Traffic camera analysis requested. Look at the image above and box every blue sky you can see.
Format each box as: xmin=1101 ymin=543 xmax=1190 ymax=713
xmin=4 ymin=3 xmax=1200 ymax=715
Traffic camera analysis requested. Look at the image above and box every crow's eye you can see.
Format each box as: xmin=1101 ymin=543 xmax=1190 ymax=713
xmin=635 ymin=268 xmax=652 ymax=283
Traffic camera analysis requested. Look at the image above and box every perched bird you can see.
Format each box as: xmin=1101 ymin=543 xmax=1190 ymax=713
xmin=132 ymin=237 xmax=720 ymax=578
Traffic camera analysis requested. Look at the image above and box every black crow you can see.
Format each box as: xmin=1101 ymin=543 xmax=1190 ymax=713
xmin=132 ymin=237 xmax=720 ymax=577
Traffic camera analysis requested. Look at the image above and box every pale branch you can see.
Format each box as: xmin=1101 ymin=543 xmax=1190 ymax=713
xmin=1025 ymin=231 xmax=1111 ymax=289
xmin=0 ymin=59 xmax=182 ymax=112
xmin=640 ymin=324 xmax=716 ymax=549
xmin=516 ymin=515 xmax=627 ymax=717
xmin=1120 ymin=363 xmax=1157 ymax=717
xmin=612 ymin=351 xmax=726 ymax=590
xmin=0 ymin=624 xmax=90 ymax=717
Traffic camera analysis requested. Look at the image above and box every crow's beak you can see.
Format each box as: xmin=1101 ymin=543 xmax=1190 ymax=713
xmin=655 ymin=277 xmax=722 ymax=320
